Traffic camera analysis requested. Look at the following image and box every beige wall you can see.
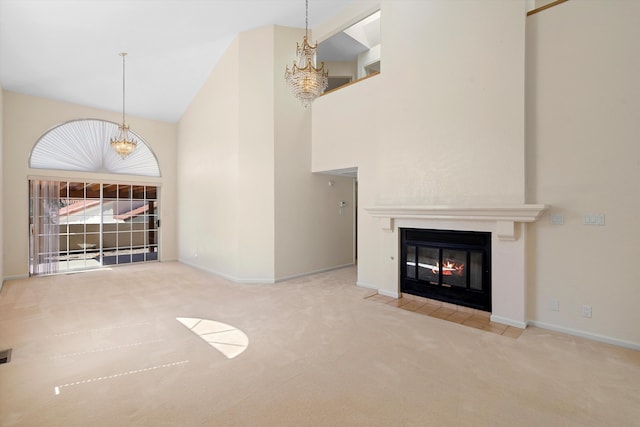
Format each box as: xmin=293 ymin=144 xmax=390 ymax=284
xmin=312 ymin=0 xmax=639 ymax=347
xmin=2 ymin=91 xmax=178 ymax=278
xmin=535 ymin=0 xmax=560 ymax=9
xmin=274 ymin=26 xmax=354 ymax=280
xmin=526 ymin=1 xmax=640 ymax=346
xmin=177 ymin=25 xmax=354 ymax=283
xmin=0 ymin=85 xmax=3 ymax=286
xmin=177 ymin=30 xmax=276 ymax=282
xmin=325 ymin=61 xmax=358 ymax=82
xmin=177 ymin=38 xmax=241 ymax=279
xmin=237 ymin=27 xmax=276 ymax=281
xmin=313 ymin=0 xmax=526 ymax=291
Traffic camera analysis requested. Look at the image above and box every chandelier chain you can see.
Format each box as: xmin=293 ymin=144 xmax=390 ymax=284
xmin=305 ymin=0 xmax=308 ymax=38
xmin=110 ymin=52 xmax=137 ymax=159
xmin=284 ymin=0 xmax=328 ymax=108
xmin=121 ymin=52 xmax=127 ymax=126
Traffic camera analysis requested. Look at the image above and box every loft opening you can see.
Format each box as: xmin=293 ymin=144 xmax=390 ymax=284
xmin=318 ymin=9 xmax=381 ymax=93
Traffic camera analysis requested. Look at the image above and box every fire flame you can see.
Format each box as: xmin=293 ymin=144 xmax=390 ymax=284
xmin=431 ymin=260 xmax=464 ymax=276
xmin=408 ymin=260 xmax=466 ymax=276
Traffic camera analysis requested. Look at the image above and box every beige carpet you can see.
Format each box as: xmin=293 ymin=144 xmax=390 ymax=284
xmin=0 ymin=262 xmax=639 ymax=426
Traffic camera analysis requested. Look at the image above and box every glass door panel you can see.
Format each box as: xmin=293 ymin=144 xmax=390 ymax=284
xmin=441 ymin=249 xmax=467 ymax=288
xmin=405 ymin=245 xmax=417 ymax=279
xmin=418 ymin=247 xmax=439 ymax=284
xmin=29 ymin=180 xmax=160 ymax=275
xmin=29 ymin=180 xmax=60 ymax=275
xmin=469 ymin=251 xmax=484 ymax=291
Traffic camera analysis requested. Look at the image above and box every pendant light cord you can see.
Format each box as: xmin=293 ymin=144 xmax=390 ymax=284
xmin=305 ymin=0 xmax=308 ymax=39
xmin=120 ymin=52 xmax=127 ymax=126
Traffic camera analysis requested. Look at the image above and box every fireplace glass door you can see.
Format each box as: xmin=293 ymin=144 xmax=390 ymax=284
xmin=401 ymin=229 xmax=491 ymax=311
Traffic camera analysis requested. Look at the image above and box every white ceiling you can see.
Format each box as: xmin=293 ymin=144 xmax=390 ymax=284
xmin=0 ymin=0 xmax=356 ymax=123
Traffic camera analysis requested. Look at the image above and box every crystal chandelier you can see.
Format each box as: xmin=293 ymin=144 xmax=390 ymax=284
xmin=285 ymin=0 xmax=328 ymax=108
xmin=110 ymin=52 xmax=137 ymax=158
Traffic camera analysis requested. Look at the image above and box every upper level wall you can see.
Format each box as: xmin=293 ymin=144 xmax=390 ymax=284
xmin=313 ymin=0 xmax=527 ymax=206
xmin=325 ymin=61 xmax=358 ymax=83
xmin=312 ymin=0 xmax=527 ymax=297
xmin=274 ymin=26 xmax=355 ymax=280
xmin=177 ymin=25 xmax=355 ymax=283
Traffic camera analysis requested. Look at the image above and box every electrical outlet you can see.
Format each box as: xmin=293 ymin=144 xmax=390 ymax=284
xmin=550 ymin=298 xmax=559 ymax=311
xmin=582 ymin=305 xmax=592 ymax=318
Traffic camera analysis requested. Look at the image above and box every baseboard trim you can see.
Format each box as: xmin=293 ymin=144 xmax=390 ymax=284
xmin=490 ymin=315 xmax=526 ymax=329
xmin=356 ymin=281 xmax=377 ymax=291
xmin=527 ymin=320 xmax=640 ymax=351
xmin=179 ymin=259 xmax=355 ymax=285
xmin=235 ymin=277 xmax=276 ymax=284
xmin=378 ymin=289 xmax=400 ymax=298
xmin=356 ymin=281 xmax=399 ymax=299
xmin=2 ymin=273 xmax=29 ymax=282
xmin=178 ymin=259 xmax=275 ymax=284
xmin=275 ymin=263 xmax=355 ymax=283
xmin=1 ymin=274 xmax=29 ymax=294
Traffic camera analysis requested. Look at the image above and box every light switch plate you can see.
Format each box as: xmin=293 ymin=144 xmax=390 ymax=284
xmin=583 ymin=213 xmax=605 ymax=225
xmin=550 ymin=214 xmax=564 ymax=225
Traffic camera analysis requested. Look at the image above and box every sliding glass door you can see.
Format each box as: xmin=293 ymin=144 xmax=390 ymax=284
xmin=29 ymin=180 xmax=61 ymax=275
xmin=29 ymin=179 xmax=159 ymax=275
xmin=101 ymin=184 xmax=158 ymax=265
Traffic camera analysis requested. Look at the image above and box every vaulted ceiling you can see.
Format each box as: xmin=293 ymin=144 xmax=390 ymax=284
xmin=0 ymin=0 xmax=355 ymax=123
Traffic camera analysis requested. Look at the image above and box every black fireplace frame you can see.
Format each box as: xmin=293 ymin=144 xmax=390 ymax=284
xmin=400 ymin=228 xmax=492 ymax=312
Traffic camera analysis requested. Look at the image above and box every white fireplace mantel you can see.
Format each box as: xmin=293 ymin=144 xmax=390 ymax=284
xmin=364 ymin=205 xmax=548 ymax=240
xmin=364 ymin=204 xmax=549 ymax=327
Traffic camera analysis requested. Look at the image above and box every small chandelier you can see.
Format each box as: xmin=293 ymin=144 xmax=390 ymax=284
xmin=285 ymin=0 xmax=328 ymax=108
xmin=110 ymin=52 xmax=137 ymax=158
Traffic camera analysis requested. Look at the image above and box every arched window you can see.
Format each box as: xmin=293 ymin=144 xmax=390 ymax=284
xmin=28 ymin=119 xmax=161 ymax=275
xmin=29 ymin=119 xmax=160 ymax=177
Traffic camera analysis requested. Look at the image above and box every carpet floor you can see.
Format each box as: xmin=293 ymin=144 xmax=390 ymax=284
xmin=0 ymin=262 xmax=639 ymax=426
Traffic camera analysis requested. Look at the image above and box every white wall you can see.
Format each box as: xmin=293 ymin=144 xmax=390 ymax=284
xmin=2 ymin=91 xmax=178 ymax=278
xmin=237 ymin=27 xmax=277 ymax=281
xmin=312 ymin=0 xmax=639 ymax=347
xmin=526 ymin=1 xmax=640 ymax=346
xmin=325 ymin=61 xmax=358 ymax=82
xmin=0 ymin=85 xmax=3 ymax=287
xmin=313 ymin=0 xmax=526 ymax=292
xmin=178 ymin=29 xmax=276 ymax=283
xmin=275 ymin=26 xmax=354 ymax=280
xmin=356 ymin=44 xmax=380 ymax=79
xmin=534 ymin=0 xmax=558 ymax=8
xmin=177 ymin=25 xmax=354 ymax=283
xmin=177 ymin=38 xmax=241 ymax=280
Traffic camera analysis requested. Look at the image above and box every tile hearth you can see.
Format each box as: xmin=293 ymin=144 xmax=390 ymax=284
xmin=365 ymin=293 xmax=524 ymax=339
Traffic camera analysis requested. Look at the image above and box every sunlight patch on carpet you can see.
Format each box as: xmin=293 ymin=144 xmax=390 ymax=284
xmin=176 ymin=318 xmax=248 ymax=359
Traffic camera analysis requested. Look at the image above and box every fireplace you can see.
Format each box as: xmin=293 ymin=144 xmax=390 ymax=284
xmin=365 ymin=205 xmax=548 ymax=327
xmin=401 ymin=228 xmax=491 ymax=312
